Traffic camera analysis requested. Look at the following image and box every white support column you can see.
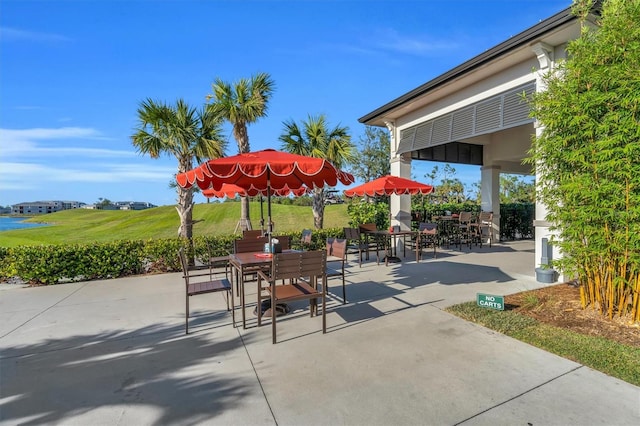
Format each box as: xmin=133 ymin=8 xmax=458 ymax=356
xmin=387 ymin=120 xmax=412 ymax=256
xmin=480 ymin=165 xmax=501 ymax=242
xmin=390 ymin=153 xmax=412 ymax=230
xmin=532 ymin=41 xmax=562 ymax=282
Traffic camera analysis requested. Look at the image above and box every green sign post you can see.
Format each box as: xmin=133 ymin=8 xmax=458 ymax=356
xmin=477 ymin=293 xmax=504 ymax=311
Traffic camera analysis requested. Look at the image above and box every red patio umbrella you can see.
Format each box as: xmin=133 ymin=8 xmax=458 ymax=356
xmin=201 ymin=183 xmax=309 ymax=199
xmin=177 ymin=149 xmax=354 ymax=234
xmin=344 ymin=175 xmax=434 ymax=262
xmin=343 ymin=175 xmax=434 ymax=197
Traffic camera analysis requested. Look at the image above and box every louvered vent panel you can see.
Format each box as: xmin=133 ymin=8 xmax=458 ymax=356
xmin=431 ymin=115 xmax=452 ymax=145
xmin=475 ymin=97 xmax=502 ymax=133
xmin=412 ymin=122 xmax=433 ymax=150
xmin=451 ymin=107 xmax=474 ymax=140
xmin=397 ymin=127 xmax=416 ymax=154
xmin=503 ymin=83 xmax=535 ymax=127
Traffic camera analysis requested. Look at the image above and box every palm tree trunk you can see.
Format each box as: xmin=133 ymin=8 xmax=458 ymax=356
xmin=312 ymin=188 xmax=324 ymax=229
xmin=235 ymin=124 xmax=252 ymax=230
xmin=176 ymin=186 xmax=194 ymax=239
xmin=240 ymin=197 xmax=252 ymax=230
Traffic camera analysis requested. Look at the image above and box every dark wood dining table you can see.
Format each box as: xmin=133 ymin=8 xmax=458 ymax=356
xmin=362 ymin=229 xmax=415 ymax=265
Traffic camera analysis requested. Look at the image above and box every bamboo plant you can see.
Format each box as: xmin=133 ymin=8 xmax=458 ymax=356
xmin=527 ymin=0 xmax=640 ymax=322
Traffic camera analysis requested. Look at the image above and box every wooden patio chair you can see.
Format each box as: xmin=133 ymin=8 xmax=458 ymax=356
xmin=471 ymin=211 xmax=494 ymax=248
xmin=257 ymin=250 xmax=327 ymax=344
xmin=234 ymin=236 xmax=270 ymax=288
xmin=299 ymin=229 xmax=313 ymax=251
xmin=325 ymin=237 xmax=347 ymax=303
xmin=178 ymin=248 xmax=234 ymax=334
xmin=455 ymin=211 xmax=474 ymax=249
xmin=415 ymin=222 xmax=438 ymax=261
xmin=344 ymin=227 xmax=365 ymax=267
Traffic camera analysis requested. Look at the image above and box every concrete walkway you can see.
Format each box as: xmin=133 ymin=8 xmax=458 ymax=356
xmin=1 ymin=240 xmax=638 ymax=425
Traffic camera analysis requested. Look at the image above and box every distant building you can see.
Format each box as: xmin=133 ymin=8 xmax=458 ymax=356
xmin=82 ymin=203 xmax=119 ymax=210
xmin=82 ymin=201 xmax=157 ymax=211
xmin=114 ymin=201 xmax=157 ymax=210
xmin=11 ymin=200 xmax=86 ymax=215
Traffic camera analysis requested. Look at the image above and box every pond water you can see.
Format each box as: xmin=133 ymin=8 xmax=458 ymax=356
xmin=0 ymin=217 xmax=49 ymax=231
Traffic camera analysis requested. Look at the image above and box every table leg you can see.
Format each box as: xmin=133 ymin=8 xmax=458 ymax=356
xmin=386 ymin=234 xmax=401 ymax=264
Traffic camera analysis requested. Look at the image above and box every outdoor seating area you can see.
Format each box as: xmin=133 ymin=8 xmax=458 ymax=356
xmin=4 ymin=238 xmax=636 ymax=425
xmin=217 ymin=224 xmax=535 ymax=343
xmin=207 ymin=219 xmax=517 ymax=343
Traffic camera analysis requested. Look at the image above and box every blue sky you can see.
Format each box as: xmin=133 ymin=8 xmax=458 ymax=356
xmin=0 ymin=0 xmax=569 ymax=207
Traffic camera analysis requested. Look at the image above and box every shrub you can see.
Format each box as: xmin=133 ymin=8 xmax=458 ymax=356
xmin=0 ymin=229 xmax=348 ymax=285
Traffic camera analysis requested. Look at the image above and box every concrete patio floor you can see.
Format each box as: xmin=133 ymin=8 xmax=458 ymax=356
xmin=1 ymin=240 xmax=638 ymax=425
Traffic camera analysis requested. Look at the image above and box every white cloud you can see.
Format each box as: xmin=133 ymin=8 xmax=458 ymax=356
xmin=0 ymin=161 xmax=175 ymax=188
xmin=0 ymin=26 xmax=71 ymax=43
xmin=313 ymin=28 xmax=459 ymax=61
xmin=0 ymin=127 xmax=134 ymax=159
xmin=371 ymin=28 xmax=459 ymax=56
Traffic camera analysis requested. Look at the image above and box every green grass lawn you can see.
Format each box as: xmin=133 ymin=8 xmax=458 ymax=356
xmin=0 ymin=202 xmax=351 ymax=247
xmin=446 ymin=302 xmax=640 ymax=386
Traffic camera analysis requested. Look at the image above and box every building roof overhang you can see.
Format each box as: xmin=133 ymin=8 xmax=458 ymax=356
xmin=359 ymin=2 xmax=602 ymax=127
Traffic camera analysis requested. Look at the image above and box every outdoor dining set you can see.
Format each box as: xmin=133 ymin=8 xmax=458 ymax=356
xmin=173 ymin=148 xmax=494 ymax=343
xmin=179 ymin=209 xmax=494 ymax=344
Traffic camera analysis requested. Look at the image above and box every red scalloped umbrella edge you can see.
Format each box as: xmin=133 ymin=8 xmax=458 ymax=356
xmin=176 ymin=149 xmax=354 ymax=234
xmin=343 ymin=175 xmax=433 ymax=197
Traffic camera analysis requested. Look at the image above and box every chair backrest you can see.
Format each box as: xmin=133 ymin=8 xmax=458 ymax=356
xmin=178 ymin=248 xmax=189 ymax=275
xmin=178 ymin=248 xmax=194 ymax=285
xmin=478 ymin=211 xmax=493 ymax=224
xmin=301 ymin=229 xmax=312 ymax=245
xmin=343 ymin=227 xmax=361 ymax=241
xmin=458 ymin=211 xmax=473 ymax=224
xmin=271 ymin=250 xmax=326 ymax=282
xmin=298 ymin=250 xmax=327 ymax=284
xmin=272 ymin=235 xmax=291 ymax=250
xmin=359 ymin=223 xmax=377 ymax=232
xmin=419 ymin=222 xmax=438 ymax=235
xmin=242 ymin=229 xmax=263 ymax=239
xmin=234 ymin=236 xmax=269 ymax=253
xmin=326 ymin=237 xmax=334 ymax=255
xmin=330 ymin=238 xmax=347 ymax=260
xmin=300 ymin=229 xmax=313 ymax=250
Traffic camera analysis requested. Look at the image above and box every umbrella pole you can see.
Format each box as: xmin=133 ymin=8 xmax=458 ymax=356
xmin=260 ymin=196 xmax=265 ymax=233
xmin=267 ymin=171 xmax=273 ymax=237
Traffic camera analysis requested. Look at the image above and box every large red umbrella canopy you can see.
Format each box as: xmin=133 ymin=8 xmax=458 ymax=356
xmin=177 ymin=149 xmax=354 ymax=234
xmin=176 ymin=149 xmax=354 ymax=192
xmin=343 ymin=175 xmax=434 ymax=197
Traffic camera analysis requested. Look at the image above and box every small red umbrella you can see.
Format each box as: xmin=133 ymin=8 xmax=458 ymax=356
xmin=202 ymin=184 xmax=310 ymax=232
xmin=343 ymin=175 xmax=434 ymax=263
xmin=343 ymin=175 xmax=434 ymax=197
xmin=177 ymin=149 xmax=354 ymax=234
xmin=201 ymin=183 xmax=308 ymax=199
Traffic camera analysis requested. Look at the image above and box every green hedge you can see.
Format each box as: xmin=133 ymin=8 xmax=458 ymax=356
xmin=0 ymin=228 xmax=346 ymax=285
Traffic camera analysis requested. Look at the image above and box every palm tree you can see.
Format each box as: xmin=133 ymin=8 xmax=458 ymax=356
xmin=131 ymin=98 xmax=226 ymax=239
xmin=207 ymin=72 xmax=275 ymax=230
xmin=279 ymin=114 xmax=354 ymax=229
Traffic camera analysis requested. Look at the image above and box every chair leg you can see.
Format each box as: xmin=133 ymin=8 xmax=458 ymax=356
xmin=271 ymin=287 xmax=277 ymax=344
xmin=342 ymin=269 xmax=346 ymax=304
xmin=257 ymin=276 xmax=263 ymax=327
xmin=186 ymin=294 xmax=189 ymax=334
xmin=322 ymin=287 xmax=327 ymax=334
xmin=230 ymin=289 xmax=235 ymax=328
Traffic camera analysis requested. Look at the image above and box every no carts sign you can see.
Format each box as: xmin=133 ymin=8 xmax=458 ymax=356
xmin=477 ymin=293 xmax=504 ymax=311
